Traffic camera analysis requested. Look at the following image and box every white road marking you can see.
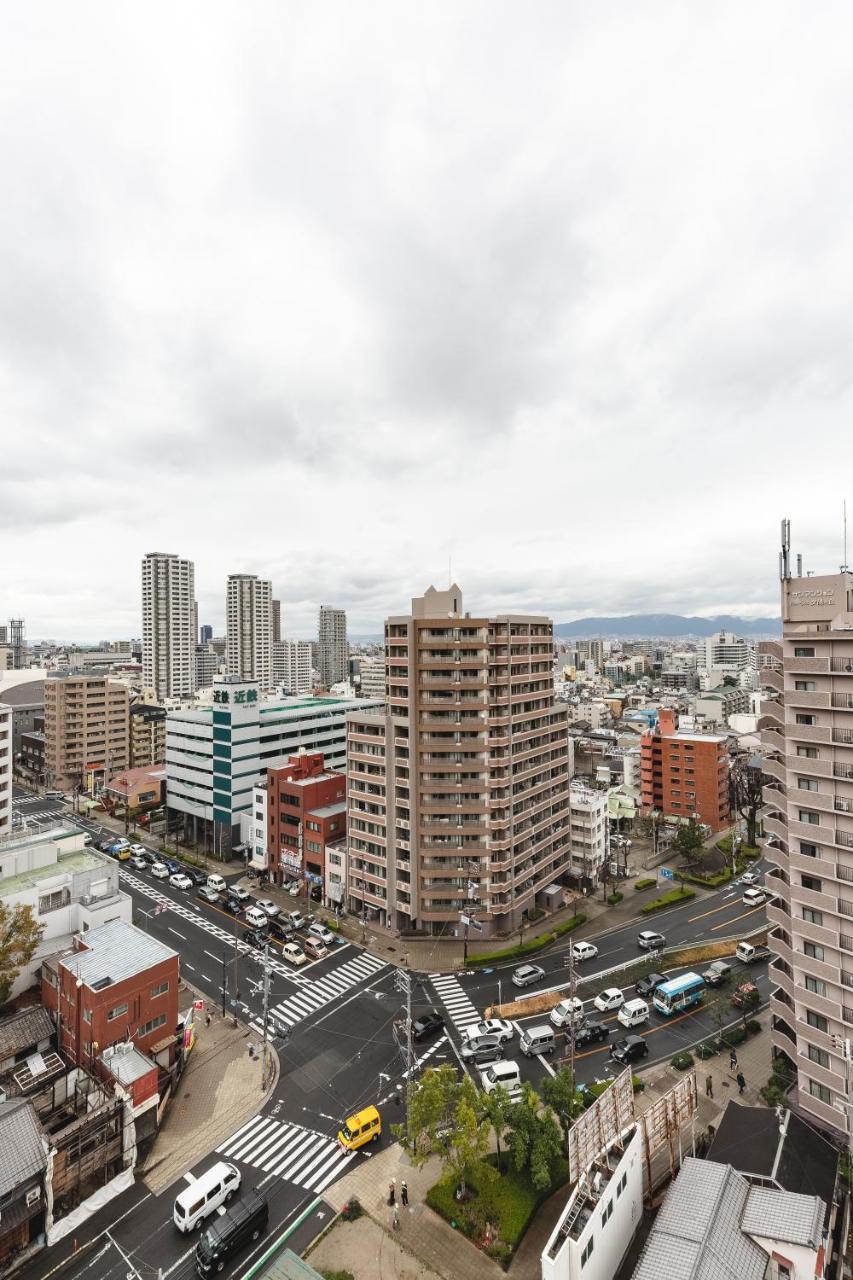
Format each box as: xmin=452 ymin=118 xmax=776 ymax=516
xmin=168 ymin=927 xmax=187 ymax=941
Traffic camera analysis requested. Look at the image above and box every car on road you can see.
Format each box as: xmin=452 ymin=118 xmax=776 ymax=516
xmin=229 ymin=886 xmax=251 ymax=904
xmin=411 ymin=1010 xmax=445 ymax=1041
xmin=286 ymin=881 xmax=301 ymax=896
xmin=702 ymin=960 xmax=732 ymax=987
xmin=170 ymin=873 xmax=193 ymax=890
xmin=512 ymin=963 xmax=545 ymax=988
xmin=593 ymin=987 xmax=624 ymax=1013
xmin=151 ymin=862 xmax=169 ymax=879
xmin=303 ymin=937 xmax=327 ymax=961
xmin=130 ymin=854 xmax=148 ymax=871
xmin=635 ymin=972 xmax=667 ymax=999
xmin=460 ymin=1034 xmax=504 ymax=1065
xmin=308 ymin=922 xmax=335 ymax=946
xmin=741 ymin=869 xmax=761 ymax=885
xmin=287 ymin=910 xmax=306 ymax=930
xmin=255 ymin=899 xmax=280 ymax=919
xmin=550 ymin=997 xmax=585 ymax=1030
xmin=161 ymin=857 xmax=181 ymax=875
xmin=269 ymin=919 xmax=296 ymax=942
xmin=81 ymin=834 xmax=93 ymax=847
xmin=637 ymin=930 xmax=666 ymax=951
xmin=245 ymin=906 xmax=268 ymax=930
xmin=98 ymin=839 xmax=115 ymax=852
xmin=243 ymin=929 xmax=268 ymax=951
xmin=106 ymin=843 xmax=131 ymax=861
xmin=571 ymin=941 xmax=599 ymax=962
xmin=179 ymin=865 xmax=207 ymax=886
xmin=610 ymin=1035 xmax=649 ymax=1064
xmin=198 ymin=885 xmax=221 ymax=904
xmin=129 ymin=843 xmax=147 ymax=856
xmin=463 ymin=1018 xmax=514 ymax=1044
xmin=572 ymin=1021 xmax=609 ymax=1048
xmin=222 ymin=896 xmax=243 ymax=915
xmin=743 ymin=887 xmax=767 ymax=907
xmin=282 ymin=942 xmax=306 ymax=966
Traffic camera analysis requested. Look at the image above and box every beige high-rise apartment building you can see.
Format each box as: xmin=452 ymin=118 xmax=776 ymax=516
xmin=44 ymin=672 xmax=130 ymax=792
xmin=142 ymin=552 xmax=197 ymax=700
xmin=0 ymin=702 xmax=12 ymax=839
xmin=346 ymin=585 xmax=571 ymax=936
xmin=226 ymin=574 xmax=273 ymax=690
xmin=319 ymin=606 xmax=347 ymax=689
xmin=761 ymin=546 xmax=853 ymax=1142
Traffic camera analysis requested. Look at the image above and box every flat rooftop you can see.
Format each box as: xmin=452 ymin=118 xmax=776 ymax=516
xmin=0 ymin=849 xmax=112 ymax=897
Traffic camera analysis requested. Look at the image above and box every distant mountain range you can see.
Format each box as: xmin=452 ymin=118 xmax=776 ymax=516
xmin=554 ymin=613 xmax=782 ymax=639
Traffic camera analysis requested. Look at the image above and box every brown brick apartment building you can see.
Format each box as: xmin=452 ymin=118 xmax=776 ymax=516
xmin=640 ymin=707 xmax=730 ymax=831
xmin=44 ymin=672 xmax=129 ymax=793
xmin=345 ymin=585 xmax=572 ymax=937
xmin=263 ymin=751 xmax=346 ymax=887
xmin=42 ymin=919 xmax=179 ymax=1068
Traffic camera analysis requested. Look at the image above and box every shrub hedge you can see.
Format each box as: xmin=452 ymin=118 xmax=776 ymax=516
xmin=634 ymin=878 xmax=657 ymax=891
xmin=467 ymin=914 xmax=586 ymax=966
xmin=641 ymin=887 xmax=696 ymax=914
xmin=695 ymin=1042 xmax=716 ymax=1060
xmin=671 ymin=1051 xmax=694 ymax=1070
xmin=607 ymin=892 xmax=623 ymax=905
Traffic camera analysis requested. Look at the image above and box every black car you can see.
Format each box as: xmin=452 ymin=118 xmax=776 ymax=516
xmin=635 ymin=972 xmax=666 ymax=998
xmin=411 ymin=1010 xmax=445 ymax=1041
xmin=269 ymin=918 xmax=296 ymax=942
xmin=610 ymin=1035 xmax=649 ymax=1064
xmin=243 ymin=929 xmax=267 ymax=951
xmin=179 ymin=865 xmax=207 ymax=885
xmin=196 ymin=1191 xmax=268 ymax=1276
xmin=572 ymin=1021 xmax=609 ymax=1048
xmin=222 ymin=895 xmax=242 ymax=916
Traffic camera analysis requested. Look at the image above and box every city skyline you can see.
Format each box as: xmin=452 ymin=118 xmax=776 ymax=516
xmin=3 ymin=5 xmax=853 ymax=640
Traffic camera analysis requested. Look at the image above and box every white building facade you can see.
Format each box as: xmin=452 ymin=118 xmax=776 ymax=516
xmin=273 ymin=640 xmax=312 ymax=695
xmin=568 ymin=784 xmax=609 ymax=885
xmin=226 ymin=574 xmax=273 ymax=691
xmin=0 ymin=701 xmax=11 ymax=840
xmin=141 ymin=552 xmax=197 ymax=701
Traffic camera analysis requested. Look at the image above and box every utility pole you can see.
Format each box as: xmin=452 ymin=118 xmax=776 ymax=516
xmin=394 ymin=969 xmax=414 ymax=1151
xmin=261 ymin=941 xmax=271 ymax=1085
xmin=221 ymin=954 xmax=228 ymax=1017
xmin=563 ymin=947 xmax=577 ymax=1081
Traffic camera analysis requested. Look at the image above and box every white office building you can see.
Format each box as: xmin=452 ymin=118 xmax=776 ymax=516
xmin=0 ymin=701 xmax=11 ymax=839
xmin=226 ymin=574 xmax=273 ymax=691
xmin=166 ymin=676 xmax=381 ymax=855
xmin=355 ymin=655 xmax=385 ymax=699
xmin=273 ymin=640 xmax=312 ymax=695
xmin=142 ymin=552 xmax=197 ymax=700
xmin=568 ymin=783 xmax=609 ymax=885
xmin=318 ymin=606 xmax=347 ymax=689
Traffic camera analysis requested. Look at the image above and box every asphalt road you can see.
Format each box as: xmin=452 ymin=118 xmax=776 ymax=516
xmin=13 ymin=791 xmax=773 ymax=1280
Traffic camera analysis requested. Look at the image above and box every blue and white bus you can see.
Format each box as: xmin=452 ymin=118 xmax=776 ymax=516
xmin=652 ymin=971 xmax=706 ymax=1016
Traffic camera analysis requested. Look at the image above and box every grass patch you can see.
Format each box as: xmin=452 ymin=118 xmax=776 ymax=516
xmin=321 ymin=1272 xmax=355 ymax=1280
xmin=468 ymin=915 xmax=585 ymax=965
xmin=679 ymin=867 xmax=733 ymax=888
xmin=426 ymin=1154 xmax=569 ymax=1255
xmin=634 ymin=878 xmax=656 ymax=891
xmin=641 ymin=887 xmax=695 ymax=914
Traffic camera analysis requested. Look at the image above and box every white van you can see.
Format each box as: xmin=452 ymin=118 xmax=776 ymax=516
xmin=480 ymin=1060 xmax=522 ymax=1097
xmin=617 ymin=998 xmax=649 ymax=1029
xmin=519 ymin=1025 xmax=556 ymax=1057
xmin=207 ymin=874 xmax=226 ymax=895
xmin=174 ymin=1160 xmax=241 ymax=1233
xmin=245 ymin=906 xmax=268 ymax=930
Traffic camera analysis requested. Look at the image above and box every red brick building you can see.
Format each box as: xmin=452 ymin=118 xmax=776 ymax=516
xmin=640 ymin=708 xmax=731 ymax=831
xmin=265 ymin=751 xmax=346 ymax=889
xmin=42 ymin=919 xmax=179 ymax=1069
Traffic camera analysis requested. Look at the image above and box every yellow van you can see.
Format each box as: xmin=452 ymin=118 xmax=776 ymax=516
xmin=337 ymin=1106 xmax=381 ymax=1152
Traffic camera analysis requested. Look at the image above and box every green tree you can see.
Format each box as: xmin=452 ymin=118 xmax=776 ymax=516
xmin=541 ymin=1068 xmax=583 ymax=1155
xmin=672 ymin=816 xmax=704 ymax=865
xmin=507 ymin=1084 xmax=564 ymax=1192
xmin=729 ymin=754 xmax=764 ymax=848
xmin=402 ymin=1065 xmax=492 ymax=1197
xmin=480 ymin=1084 xmax=512 ymax=1171
xmin=0 ymin=902 xmax=43 ymax=1008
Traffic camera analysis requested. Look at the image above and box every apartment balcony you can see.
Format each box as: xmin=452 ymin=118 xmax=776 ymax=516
xmin=787 ymin=690 xmax=830 ymax=711
xmin=787 ymin=656 xmax=830 ymax=674
xmin=761 ymin=756 xmax=787 ymax=786
xmin=832 ymin=727 xmax=853 ymax=745
xmin=769 ymin=932 xmax=794 ymax=969
xmin=789 ymin=848 xmax=835 ymax=879
xmin=831 ymin=657 xmax=853 ymax=673
xmin=786 ymin=723 xmax=832 ymax=745
xmin=788 ymin=819 xmax=835 ymax=848
xmin=764 ymin=814 xmax=788 ymax=844
xmin=767 ymin=901 xmax=792 ymax=933
xmin=788 ymin=786 xmax=834 ymax=814
xmin=836 ymin=828 xmax=853 ymax=849
xmin=760 ymin=665 xmax=783 ymax=693
xmin=832 ymin=692 xmax=853 ymax=710
xmin=769 ymin=965 xmax=796 ymax=1003
xmin=762 ymin=727 xmax=786 ymax=756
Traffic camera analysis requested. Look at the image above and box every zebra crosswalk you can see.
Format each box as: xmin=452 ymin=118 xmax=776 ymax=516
xmin=429 ymin=973 xmax=480 ymax=1035
xmin=216 ymin=1114 xmax=356 ymax=1193
xmin=249 ymin=951 xmax=387 ymax=1035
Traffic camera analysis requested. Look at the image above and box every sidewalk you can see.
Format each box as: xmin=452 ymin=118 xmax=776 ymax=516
xmin=139 ymin=993 xmax=278 ymax=1194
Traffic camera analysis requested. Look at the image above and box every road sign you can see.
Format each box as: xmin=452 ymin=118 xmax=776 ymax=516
xmin=193 ymin=999 xmax=205 ymax=1011
xmin=460 ymin=913 xmax=471 ymax=927
xmin=659 ymin=867 xmax=674 ymax=880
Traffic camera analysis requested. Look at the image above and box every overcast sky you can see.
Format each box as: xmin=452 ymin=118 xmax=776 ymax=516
xmin=3 ymin=3 xmax=853 ymax=642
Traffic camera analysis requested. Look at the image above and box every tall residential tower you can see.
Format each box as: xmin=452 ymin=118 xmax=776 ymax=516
xmin=226 ymin=574 xmax=273 ymax=691
xmin=319 ymin=606 xmax=347 ymax=688
xmin=142 ymin=553 xmax=196 ymax=700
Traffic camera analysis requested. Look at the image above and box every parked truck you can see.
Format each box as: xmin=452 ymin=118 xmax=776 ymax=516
xmin=702 ymin=959 xmax=732 ymax=986
xmin=735 ymin=941 xmax=771 ymax=965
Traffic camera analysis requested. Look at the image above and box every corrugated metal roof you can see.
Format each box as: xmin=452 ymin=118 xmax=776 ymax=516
xmin=99 ymin=1044 xmax=157 ymax=1085
xmin=0 ymin=1006 xmax=54 ymax=1061
xmin=60 ymin=919 xmax=177 ymax=987
xmin=0 ymin=1100 xmax=46 ymax=1197
xmin=741 ymin=1186 xmax=825 ymax=1248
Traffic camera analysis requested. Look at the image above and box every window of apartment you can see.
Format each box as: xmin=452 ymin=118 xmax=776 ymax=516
xmin=619 ymin=1172 xmax=627 ymax=1192
xmin=805 ymin=976 xmax=827 ymax=997
xmin=139 ymin=1012 xmax=167 ymax=1037
xmin=307 ymin=841 xmax=321 ymax=853
xmin=151 ymin=981 xmax=169 ymax=998
xmin=808 ymin=1079 xmax=832 ymax=1105
xmin=671 ymin=788 xmax=681 ymax=796
xmin=83 ymin=1008 xmax=92 ymax=1024
xmin=801 ymin=874 xmax=822 ymax=892
xmin=796 ymin=714 xmax=817 ymax=726
xmin=580 ymin=1237 xmax=594 ymax=1268
xmin=671 ymin=802 xmax=681 ymax=809
xmin=808 ymin=1044 xmax=830 ymax=1068
xmin=307 ymin=821 xmax=321 ymax=831
xmin=795 ymin=680 xmax=817 ymax=691
xmin=800 ymin=842 xmax=821 ymax=858
xmin=797 ymin=777 xmax=819 ymax=792
xmin=107 ymin=1002 xmax=128 ymax=1022
xmin=804 ymin=941 xmax=825 ymax=962
xmin=602 ymin=1200 xmax=614 ymax=1224
xmin=799 ymin=810 xmax=820 ymax=825
xmin=794 ymin=647 xmax=816 ymax=657
xmin=807 ymin=1010 xmax=828 ymax=1032
xmin=797 ymin=746 xmax=818 ymax=759
xmin=38 ymin=887 xmax=71 ymax=914
xmin=803 ymin=907 xmax=823 ymax=926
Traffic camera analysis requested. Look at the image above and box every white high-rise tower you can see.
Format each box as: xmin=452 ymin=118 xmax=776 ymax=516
xmin=226 ymin=574 xmax=273 ymax=691
xmin=142 ymin=552 xmax=197 ymax=700
xmin=318 ymin=606 xmax=347 ymax=689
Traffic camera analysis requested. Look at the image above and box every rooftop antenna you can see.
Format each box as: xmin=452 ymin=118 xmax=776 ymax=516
xmin=779 ymin=518 xmax=791 ymax=581
xmin=796 ymin=553 xmax=802 ymax=577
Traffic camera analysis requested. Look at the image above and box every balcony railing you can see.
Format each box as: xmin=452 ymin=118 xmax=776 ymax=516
xmin=833 ymin=728 xmax=853 ymax=745
xmin=831 ymin=694 xmax=853 ymax=709
xmin=831 ymin=658 xmax=853 ymax=673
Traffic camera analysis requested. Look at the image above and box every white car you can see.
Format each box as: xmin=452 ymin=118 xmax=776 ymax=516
xmin=230 ymin=886 xmax=251 ymax=903
xmin=151 ymin=862 xmax=169 ymax=879
xmin=282 ymin=942 xmax=306 ymax=966
xmin=743 ymin=887 xmax=768 ymax=907
xmin=463 ymin=1018 xmax=514 ymax=1044
xmin=637 ymin=931 xmax=665 ymax=951
xmin=130 ymin=854 xmax=148 ymax=870
xmin=571 ymin=941 xmax=599 ymax=962
xmin=741 ymin=870 xmax=760 ymax=885
xmin=308 ymin=922 xmax=335 ymax=946
xmin=550 ymin=997 xmax=585 ymax=1030
xmin=512 ymin=964 xmax=545 ymax=989
xmin=286 ymin=881 xmax=301 ymax=897
xmin=593 ymin=987 xmax=625 ymax=1013
xmin=255 ymin=899 xmax=280 ymax=919
xmin=170 ymin=873 xmax=192 ymax=890
xmin=129 ymin=844 xmax=147 ymax=856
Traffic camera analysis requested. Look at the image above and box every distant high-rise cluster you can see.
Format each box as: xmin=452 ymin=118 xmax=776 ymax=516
xmin=318 ymin=606 xmax=348 ymax=688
